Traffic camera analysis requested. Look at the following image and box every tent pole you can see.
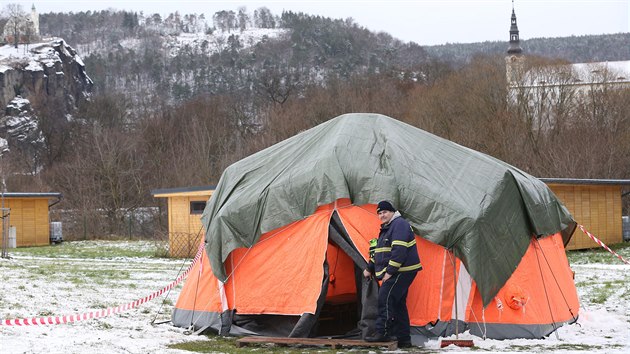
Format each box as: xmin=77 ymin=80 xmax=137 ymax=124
xmin=453 ymin=254 xmax=459 ymax=339
xmin=440 ymin=251 xmax=474 ymax=348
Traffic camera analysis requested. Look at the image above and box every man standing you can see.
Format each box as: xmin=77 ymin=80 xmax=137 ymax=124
xmin=363 ymin=200 xmax=422 ymax=348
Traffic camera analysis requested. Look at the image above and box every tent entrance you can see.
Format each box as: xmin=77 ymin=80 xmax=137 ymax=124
xmin=308 ymin=211 xmax=378 ymax=338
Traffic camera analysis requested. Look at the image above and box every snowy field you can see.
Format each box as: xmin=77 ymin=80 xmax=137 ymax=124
xmin=0 ymin=241 xmax=197 ymax=354
xmin=1 ymin=240 xmax=629 ymax=354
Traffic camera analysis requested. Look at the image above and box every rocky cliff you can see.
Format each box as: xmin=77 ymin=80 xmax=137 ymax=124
xmin=0 ymin=39 xmax=93 ymax=114
xmin=0 ymin=39 xmax=92 ymax=158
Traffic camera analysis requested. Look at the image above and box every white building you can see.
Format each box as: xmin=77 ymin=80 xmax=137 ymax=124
xmin=505 ymin=4 xmax=630 ymax=130
xmin=3 ymin=4 xmax=40 ymax=44
xmin=506 ymin=3 xmax=630 ymax=91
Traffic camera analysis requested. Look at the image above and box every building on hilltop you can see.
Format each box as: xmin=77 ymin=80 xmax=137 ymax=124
xmin=505 ymin=2 xmax=630 ymax=131
xmin=506 ymin=2 xmax=630 ymax=94
xmin=3 ymin=4 xmax=40 ymax=45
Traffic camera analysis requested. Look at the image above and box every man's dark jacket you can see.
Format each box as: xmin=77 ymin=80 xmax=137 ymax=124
xmin=368 ymin=212 xmax=422 ymax=279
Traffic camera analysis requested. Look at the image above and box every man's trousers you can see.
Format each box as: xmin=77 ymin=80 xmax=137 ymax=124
xmin=375 ymin=272 xmax=417 ymax=343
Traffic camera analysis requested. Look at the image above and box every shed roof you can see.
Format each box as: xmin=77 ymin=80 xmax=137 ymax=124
xmin=151 ymin=185 xmax=216 ymax=198
xmin=1 ymin=192 xmax=62 ymax=198
xmin=540 ymin=178 xmax=630 ymax=186
xmin=512 ymin=60 xmax=630 ymax=89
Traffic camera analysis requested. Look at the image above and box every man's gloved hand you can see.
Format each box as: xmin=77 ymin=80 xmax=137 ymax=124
xmin=363 ymin=269 xmax=372 ymax=279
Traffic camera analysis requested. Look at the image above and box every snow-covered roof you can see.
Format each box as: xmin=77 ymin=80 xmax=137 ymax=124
xmin=511 ymin=60 xmax=630 ymax=88
xmin=570 ymin=60 xmax=630 ymax=82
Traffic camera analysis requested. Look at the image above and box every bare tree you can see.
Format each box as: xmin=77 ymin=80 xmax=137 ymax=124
xmin=4 ymin=4 xmax=27 ymax=48
xmin=51 ymin=125 xmax=147 ymax=237
xmin=255 ymin=65 xmax=301 ymax=105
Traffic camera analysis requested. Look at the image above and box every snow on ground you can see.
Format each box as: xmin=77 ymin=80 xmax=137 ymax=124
xmin=77 ymin=27 xmax=287 ymax=58
xmin=0 ymin=39 xmax=75 ymax=73
xmin=0 ymin=241 xmax=196 ymax=354
xmin=1 ymin=240 xmax=629 ymax=353
xmin=0 ymin=137 xmax=8 ymax=155
xmin=0 ymin=44 xmax=38 ymax=61
xmin=164 ymin=28 xmax=287 ymax=57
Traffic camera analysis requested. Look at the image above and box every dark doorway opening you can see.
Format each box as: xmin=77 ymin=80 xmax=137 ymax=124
xmin=316 ymin=293 xmax=359 ymax=336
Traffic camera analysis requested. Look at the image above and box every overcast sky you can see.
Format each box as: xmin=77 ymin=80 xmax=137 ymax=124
xmin=7 ymin=0 xmax=630 ymax=46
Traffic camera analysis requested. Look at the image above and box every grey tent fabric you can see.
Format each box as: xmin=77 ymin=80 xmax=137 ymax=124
xmin=201 ymin=113 xmax=574 ymax=306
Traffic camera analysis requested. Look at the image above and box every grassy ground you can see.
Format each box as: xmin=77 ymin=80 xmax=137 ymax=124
xmin=566 ymin=242 xmax=630 ymax=264
xmin=8 ymin=239 xmax=168 ymax=259
xmin=3 ymin=239 xmax=629 ymax=353
xmin=567 ymin=242 xmax=630 ymax=307
xmin=168 ymin=337 xmax=366 ymax=354
xmin=0 ymin=240 xmax=179 ymax=321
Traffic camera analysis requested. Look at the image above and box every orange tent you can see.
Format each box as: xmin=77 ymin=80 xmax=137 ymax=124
xmin=173 ymin=199 xmax=579 ymax=341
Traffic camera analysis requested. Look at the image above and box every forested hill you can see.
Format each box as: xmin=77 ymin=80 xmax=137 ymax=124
xmin=39 ymin=9 xmax=630 ymax=106
xmin=425 ymin=33 xmax=630 ymax=65
xmin=39 ymin=9 xmax=429 ymax=105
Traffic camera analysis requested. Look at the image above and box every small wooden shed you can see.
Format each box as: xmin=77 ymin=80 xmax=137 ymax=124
xmin=541 ymin=178 xmax=630 ymax=250
xmin=0 ymin=192 xmax=62 ymax=247
xmin=151 ymin=186 xmax=215 ymax=258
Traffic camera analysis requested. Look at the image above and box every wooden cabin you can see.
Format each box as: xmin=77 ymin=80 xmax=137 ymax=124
xmin=541 ymin=178 xmax=630 ymax=250
xmin=151 ymin=186 xmax=215 ymax=257
xmin=0 ymin=193 xmax=62 ymax=247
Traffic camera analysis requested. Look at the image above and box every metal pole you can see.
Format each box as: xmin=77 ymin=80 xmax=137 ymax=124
xmin=1 ymin=208 xmax=6 ymax=258
xmin=1 ymin=198 xmax=6 ymax=258
xmin=1 ymin=159 xmax=7 ymax=258
xmin=451 ymin=252 xmax=459 ymax=339
xmin=2 ymin=210 xmax=10 ymax=259
xmin=128 ymin=214 xmax=132 ymax=240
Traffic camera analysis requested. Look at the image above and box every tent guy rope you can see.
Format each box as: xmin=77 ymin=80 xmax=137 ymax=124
xmin=578 ymin=224 xmax=630 ymax=265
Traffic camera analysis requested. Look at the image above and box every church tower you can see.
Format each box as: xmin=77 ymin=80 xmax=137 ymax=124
xmin=31 ymin=4 xmax=40 ymax=36
xmin=506 ymin=1 xmax=525 ymax=86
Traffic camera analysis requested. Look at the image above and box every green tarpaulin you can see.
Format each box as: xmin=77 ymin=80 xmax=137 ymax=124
xmin=202 ymin=113 xmax=575 ymax=306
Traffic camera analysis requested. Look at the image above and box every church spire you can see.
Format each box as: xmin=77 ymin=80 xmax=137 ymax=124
xmin=507 ymin=0 xmax=523 ymax=55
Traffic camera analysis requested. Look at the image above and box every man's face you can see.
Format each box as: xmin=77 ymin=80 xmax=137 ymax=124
xmin=378 ymin=210 xmax=395 ymax=224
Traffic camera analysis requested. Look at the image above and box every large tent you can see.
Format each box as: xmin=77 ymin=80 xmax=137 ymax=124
xmin=172 ymin=113 xmax=579 ymax=342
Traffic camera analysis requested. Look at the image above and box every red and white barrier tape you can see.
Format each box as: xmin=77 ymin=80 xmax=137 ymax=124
xmin=578 ymin=224 xmax=630 ymax=265
xmin=1 ymin=243 xmax=206 ymax=326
